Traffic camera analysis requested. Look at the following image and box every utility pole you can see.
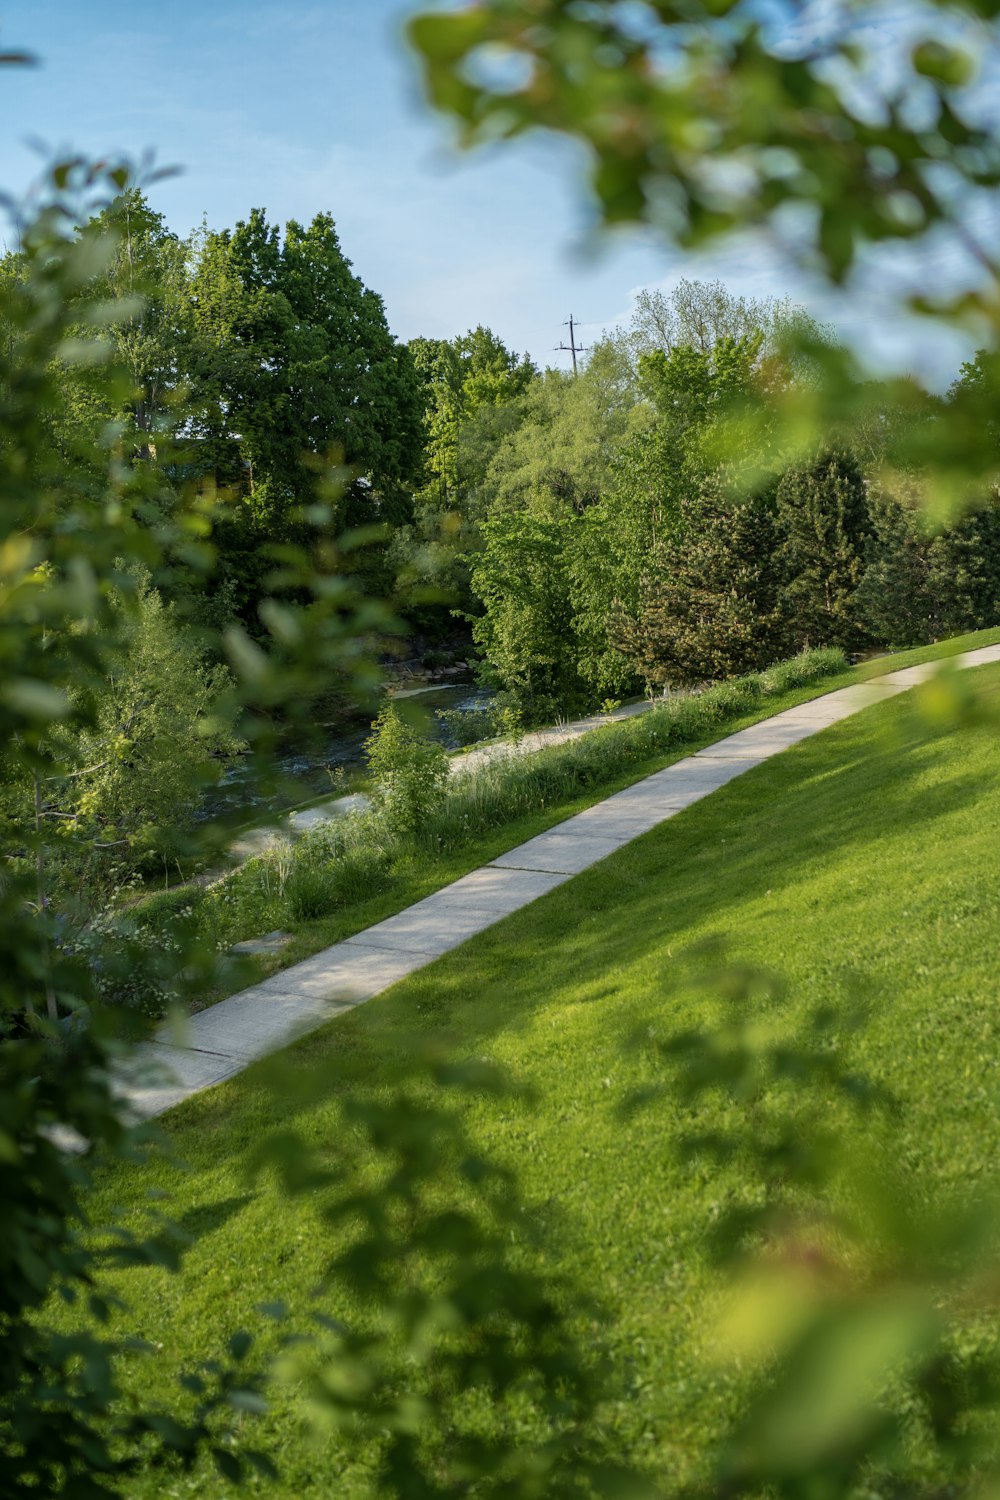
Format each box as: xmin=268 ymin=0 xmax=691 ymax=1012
xmin=555 ymin=314 xmax=587 ymax=374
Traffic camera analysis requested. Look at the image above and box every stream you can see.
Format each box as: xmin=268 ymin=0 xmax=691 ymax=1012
xmin=209 ymin=681 xmax=495 ymax=821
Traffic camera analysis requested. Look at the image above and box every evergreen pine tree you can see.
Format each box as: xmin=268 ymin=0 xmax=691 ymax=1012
xmin=616 ymin=480 xmax=784 ymax=689
xmin=855 ymin=481 xmax=1000 ymax=646
xmin=775 ymin=448 xmax=871 ymax=650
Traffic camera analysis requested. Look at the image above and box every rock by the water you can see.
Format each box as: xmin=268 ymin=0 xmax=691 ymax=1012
xmin=231 ymin=930 xmax=293 ymax=956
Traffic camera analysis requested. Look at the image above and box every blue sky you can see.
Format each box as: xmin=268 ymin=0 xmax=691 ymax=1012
xmin=0 ymin=0 xmax=983 ymax=382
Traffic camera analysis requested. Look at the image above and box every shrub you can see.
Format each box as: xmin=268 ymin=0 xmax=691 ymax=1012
xmin=284 ymin=859 xmax=341 ymax=921
xmin=435 ymin=705 xmax=497 ymax=747
xmin=364 ymin=705 xmax=449 ymax=833
xmin=325 ymin=848 xmax=392 ymax=906
xmin=64 ymin=899 xmax=201 ymax=1018
xmin=435 ymin=696 xmax=525 ymax=748
xmin=136 ymin=647 xmax=848 ymax=958
xmin=285 ymin=839 xmax=391 ymax=921
xmin=202 ymin=850 xmax=293 ymax=948
xmin=757 ymin=645 xmax=846 ymax=695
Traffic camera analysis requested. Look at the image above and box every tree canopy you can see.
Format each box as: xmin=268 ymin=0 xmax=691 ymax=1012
xmin=189 ymin=208 xmax=425 ymax=527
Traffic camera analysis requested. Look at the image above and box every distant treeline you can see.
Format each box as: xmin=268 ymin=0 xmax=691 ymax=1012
xmin=7 ymin=193 xmax=999 ymax=724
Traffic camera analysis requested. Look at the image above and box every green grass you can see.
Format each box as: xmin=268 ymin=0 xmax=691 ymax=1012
xmin=80 ymin=644 xmax=1000 ymax=1496
xmin=130 ymin=631 xmax=1000 ymax=1011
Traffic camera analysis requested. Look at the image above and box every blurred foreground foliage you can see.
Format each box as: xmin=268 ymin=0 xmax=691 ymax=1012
xmin=0 ymin=154 xmax=396 ymax=1497
xmin=402 ymin=7 xmax=1000 ymax=1494
xmin=408 ymin=0 xmax=1000 ymax=518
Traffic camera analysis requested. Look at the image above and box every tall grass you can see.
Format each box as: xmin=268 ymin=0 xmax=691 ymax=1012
xmin=126 ymin=647 xmax=846 ymax=995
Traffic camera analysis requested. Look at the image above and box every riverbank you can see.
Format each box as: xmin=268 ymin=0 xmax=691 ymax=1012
xmin=227 ymin=694 xmax=655 ymax=861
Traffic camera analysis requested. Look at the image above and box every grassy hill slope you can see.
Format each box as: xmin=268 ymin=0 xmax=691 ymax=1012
xmin=89 ymin=657 xmax=1000 ymax=1496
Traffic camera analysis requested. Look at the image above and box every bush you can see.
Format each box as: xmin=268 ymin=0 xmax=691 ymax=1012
xmin=434 ymin=705 xmax=497 ymax=747
xmin=364 ymin=705 xmax=450 ymax=833
xmin=284 ymin=859 xmax=342 ymax=921
xmin=202 ymin=850 xmax=293 ymax=949
xmin=328 ymin=848 xmax=392 ymax=906
xmin=285 ymin=834 xmax=392 ymax=921
xmin=64 ymin=899 xmax=201 ymax=1018
xmin=435 ymin=697 xmax=525 ymax=747
xmin=756 ymin=645 xmax=846 ymax=695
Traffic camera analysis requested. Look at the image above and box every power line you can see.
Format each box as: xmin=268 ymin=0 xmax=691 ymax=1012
xmin=555 ymin=314 xmax=587 ymax=374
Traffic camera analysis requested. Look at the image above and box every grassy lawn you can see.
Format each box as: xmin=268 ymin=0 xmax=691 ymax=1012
xmin=85 ymin=646 xmax=1000 ymax=1496
xmin=158 ymin=628 xmax=1000 ymax=1009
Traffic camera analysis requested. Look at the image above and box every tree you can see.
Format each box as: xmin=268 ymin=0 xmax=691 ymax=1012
xmin=45 ymin=567 xmax=241 ymax=895
xmin=856 ymin=478 xmax=1000 ymax=645
xmin=602 ymin=333 xmax=768 ymax=651
xmin=410 ymin=324 xmax=535 ymax=510
xmin=615 ymin=480 xmax=785 ymax=689
xmin=81 ymin=189 xmax=188 ymax=460
xmin=464 ymin=339 xmax=642 ymax=703
xmin=465 ymin=329 xmax=782 ymax=707
xmin=470 ymin=509 xmax=589 ymax=717
xmin=181 ymin=209 xmax=427 ymax=617
xmin=629 ymin=279 xmax=789 ymax=358
xmin=776 ymin=449 xmax=872 ymax=652
xmin=474 ymin=341 xmax=631 ymax=521
xmin=394 ymin=327 xmax=536 ymax=634
xmin=187 ymin=209 xmax=425 ymax=528
xmin=940 ymin=349 xmax=1000 ymax=507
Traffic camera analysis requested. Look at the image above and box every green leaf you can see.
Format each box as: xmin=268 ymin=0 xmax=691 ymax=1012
xmin=227 ymin=1330 xmax=253 ymax=1362
xmin=0 ymin=1129 xmax=21 ymax=1163
xmin=227 ymin=1388 xmax=268 ymax=1415
xmin=1 ymin=678 xmax=70 ymax=720
xmin=912 ymin=40 xmax=975 ymax=87
xmin=407 ymin=12 xmax=493 ymax=67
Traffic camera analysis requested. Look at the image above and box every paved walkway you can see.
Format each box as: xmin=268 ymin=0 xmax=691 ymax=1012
xmin=119 ymin=646 xmax=1000 ymax=1120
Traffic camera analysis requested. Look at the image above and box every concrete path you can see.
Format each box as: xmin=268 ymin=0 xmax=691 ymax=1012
xmin=118 ymin=646 xmax=1000 ymax=1120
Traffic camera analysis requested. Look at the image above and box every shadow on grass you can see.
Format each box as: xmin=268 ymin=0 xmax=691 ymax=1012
xmin=171 ymin=1192 xmax=256 ymax=1244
